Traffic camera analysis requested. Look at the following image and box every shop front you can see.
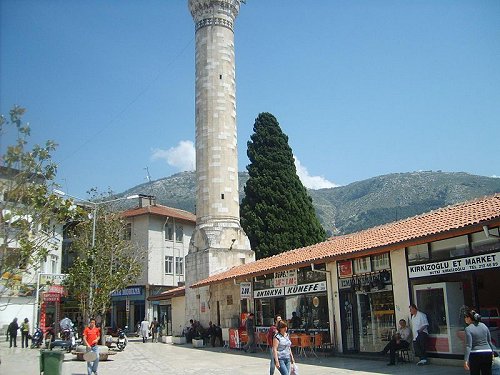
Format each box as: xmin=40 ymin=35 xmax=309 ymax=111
xmin=337 ymin=253 xmax=395 ymax=353
xmin=110 ymin=286 xmax=145 ymax=331
xmin=253 ymin=266 xmax=330 ymax=337
xmin=407 ymin=229 xmax=500 ymax=358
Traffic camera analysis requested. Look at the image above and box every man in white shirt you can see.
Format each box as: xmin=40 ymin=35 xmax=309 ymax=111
xmin=410 ymin=304 xmax=429 ymax=365
xmin=381 ymin=319 xmax=412 ymax=365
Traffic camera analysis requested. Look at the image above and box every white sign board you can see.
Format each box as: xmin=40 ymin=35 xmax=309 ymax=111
xmin=408 ymin=251 xmax=500 ymax=278
xmin=274 ymin=269 xmax=298 ymax=287
xmin=254 ymin=287 xmax=285 ymax=299
xmin=285 ymin=281 xmax=327 ymax=296
xmin=240 ymin=282 xmax=252 ymax=299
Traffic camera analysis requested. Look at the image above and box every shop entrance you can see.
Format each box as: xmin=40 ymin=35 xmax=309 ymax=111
xmin=339 ymin=291 xmax=358 ymax=352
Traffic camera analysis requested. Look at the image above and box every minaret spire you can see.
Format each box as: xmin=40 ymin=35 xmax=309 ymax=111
xmin=185 ymin=0 xmax=254 ymax=324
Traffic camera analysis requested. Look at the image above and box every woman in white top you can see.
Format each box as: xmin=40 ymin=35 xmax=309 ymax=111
xmin=273 ymin=320 xmax=295 ymax=375
xmin=464 ymin=309 xmax=496 ymax=375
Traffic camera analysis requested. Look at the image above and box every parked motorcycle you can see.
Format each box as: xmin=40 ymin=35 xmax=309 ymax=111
xmin=116 ymin=326 xmax=128 ymax=351
xmin=30 ymin=327 xmax=44 ymax=349
xmin=50 ymin=320 xmax=79 ymax=352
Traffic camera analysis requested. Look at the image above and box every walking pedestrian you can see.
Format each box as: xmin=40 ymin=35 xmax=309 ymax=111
xmin=273 ymin=320 xmax=295 ymax=375
xmin=243 ymin=313 xmax=256 ymax=353
xmin=464 ymin=309 xmax=496 ymax=375
xmin=140 ymin=317 xmax=150 ymax=343
xmin=20 ymin=318 xmax=30 ymax=348
xmin=149 ymin=317 xmax=159 ymax=343
xmin=8 ymin=318 xmax=19 ymax=348
xmin=83 ymin=317 xmax=100 ymax=375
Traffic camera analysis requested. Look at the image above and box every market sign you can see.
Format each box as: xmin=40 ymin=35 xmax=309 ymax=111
xmin=43 ymin=292 xmax=61 ymax=302
xmin=240 ymin=282 xmax=252 ymax=298
xmin=285 ymin=281 xmax=326 ymax=296
xmin=110 ymin=287 xmax=142 ymax=297
xmin=273 ymin=269 xmax=297 ymax=287
xmin=408 ymin=251 xmax=500 ymax=279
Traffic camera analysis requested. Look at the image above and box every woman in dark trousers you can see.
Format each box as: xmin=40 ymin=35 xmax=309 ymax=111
xmin=8 ymin=318 xmax=19 ymax=348
xmin=464 ymin=309 xmax=496 ymax=375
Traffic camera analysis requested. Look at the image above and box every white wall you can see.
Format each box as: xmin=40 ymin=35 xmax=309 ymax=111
xmin=0 ymin=298 xmax=35 ymax=335
xmin=390 ymin=248 xmax=411 ymax=325
xmin=171 ymin=296 xmax=186 ymax=336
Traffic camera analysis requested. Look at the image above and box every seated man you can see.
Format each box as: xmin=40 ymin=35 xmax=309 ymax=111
xmin=381 ymin=319 xmax=411 ymax=365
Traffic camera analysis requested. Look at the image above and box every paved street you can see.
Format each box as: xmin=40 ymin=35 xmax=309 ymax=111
xmin=0 ymin=336 xmax=466 ymax=375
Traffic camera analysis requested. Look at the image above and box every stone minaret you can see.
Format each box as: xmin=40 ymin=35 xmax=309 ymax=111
xmin=185 ymin=0 xmax=254 ymax=324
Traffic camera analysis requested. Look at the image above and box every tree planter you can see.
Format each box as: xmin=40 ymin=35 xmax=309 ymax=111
xmin=161 ymin=336 xmax=171 ymax=344
xmin=192 ymin=338 xmax=204 ymax=348
xmin=172 ymin=336 xmax=186 ymax=345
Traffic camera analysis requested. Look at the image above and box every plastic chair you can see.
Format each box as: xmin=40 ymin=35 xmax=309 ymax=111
xmin=289 ymin=334 xmax=300 ymax=354
xmin=258 ymin=332 xmax=268 ymax=351
xmin=298 ymin=334 xmax=315 ymax=357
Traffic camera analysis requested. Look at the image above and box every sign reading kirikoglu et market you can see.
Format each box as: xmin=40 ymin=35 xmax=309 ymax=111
xmin=408 ymin=251 xmax=499 ymax=278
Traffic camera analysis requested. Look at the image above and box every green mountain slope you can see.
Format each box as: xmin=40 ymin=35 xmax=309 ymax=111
xmin=121 ymin=171 xmax=500 ymax=235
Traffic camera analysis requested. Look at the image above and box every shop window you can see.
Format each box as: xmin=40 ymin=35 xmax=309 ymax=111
xmin=372 ymin=253 xmax=390 ymax=271
xmin=255 ymin=297 xmax=285 ymax=327
xmin=50 ymin=255 xmax=58 ymax=274
xmin=407 ymin=244 xmax=429 ymax=264
xmin=175 ymin=256 xmax=184 ymax=275
xmin=164 ymin=256 xmax=173 ymax=274
xmin=165 ymin=223 xmax=174 ymax=241
xmin=430 ymin=236 xmax=469 ymax=261
xmin=356 ymin=290 xmax=395 ymax=352
xmin=124 ymin=223 xmax=132 ymax=240
xmin=471 ymin=229 xmax=500 ymax=254
xmin=175 ymin=224 xmax=183 ymax=243
xmin=354 ymin=257 xmax=371 ymax=274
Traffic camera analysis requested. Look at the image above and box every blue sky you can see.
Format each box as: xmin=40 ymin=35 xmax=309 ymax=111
xmin=1 ymin=0 xmax=499 ymax=199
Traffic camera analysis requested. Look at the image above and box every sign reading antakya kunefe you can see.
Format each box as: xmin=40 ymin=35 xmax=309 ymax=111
xmin=408 ymin=251 xmax=499 ymax=278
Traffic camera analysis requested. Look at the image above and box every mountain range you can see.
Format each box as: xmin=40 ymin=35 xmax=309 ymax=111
xmin=119 ymin=171 xmax=500 ymax=236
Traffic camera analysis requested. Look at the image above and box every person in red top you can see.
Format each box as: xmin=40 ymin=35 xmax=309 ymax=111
xmin=83 ymin=318 xmax=100 ymax=375
xmin=268 ymin=315 xmax=282 ymax=375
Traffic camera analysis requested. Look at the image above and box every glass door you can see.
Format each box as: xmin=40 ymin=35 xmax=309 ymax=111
xmin=339 ymin=291 xmax=359 ymax=352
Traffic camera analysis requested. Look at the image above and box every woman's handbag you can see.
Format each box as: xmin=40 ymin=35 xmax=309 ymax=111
xmin=291 ymin=363 xmax=299 ymax=375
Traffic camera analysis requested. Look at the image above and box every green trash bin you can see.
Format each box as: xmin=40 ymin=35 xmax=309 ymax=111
xmin=40 ymin=350 xmax=64 ymax=375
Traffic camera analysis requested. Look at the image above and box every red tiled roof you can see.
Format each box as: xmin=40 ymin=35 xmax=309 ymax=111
xmin=191 ymin=194 xmax=500 ymax=288
xmin=148 ymin=286 xmax=185 ymax=301
xmin=123 ymin=204 xmax=196 ymax=223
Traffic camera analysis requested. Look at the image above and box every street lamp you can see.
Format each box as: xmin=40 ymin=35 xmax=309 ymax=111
xmin=52 ymin=190 xmax=139 ymax=319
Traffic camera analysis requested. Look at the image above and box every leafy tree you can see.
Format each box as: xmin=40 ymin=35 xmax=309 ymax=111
xmin=0 ymin=106 xmax=79 ymax=304
xmin=64 ymin=198 xmax=144 ymax=341
xmin=240 ymin=112 xmax=326 ymax=259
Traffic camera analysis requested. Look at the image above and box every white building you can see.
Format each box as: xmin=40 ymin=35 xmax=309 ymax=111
xmin=113 ymin=196 xmax=196 ymax=333
xmin=0 ymin=166 xmax=64 ymax=334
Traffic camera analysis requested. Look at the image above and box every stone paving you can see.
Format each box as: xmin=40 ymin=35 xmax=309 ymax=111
xmin=0 ymin=336 xmax=466 ymax=375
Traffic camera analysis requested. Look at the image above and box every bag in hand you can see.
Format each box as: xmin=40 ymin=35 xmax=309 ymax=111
xmin=291 ymin=363 xmax=299 ymax=375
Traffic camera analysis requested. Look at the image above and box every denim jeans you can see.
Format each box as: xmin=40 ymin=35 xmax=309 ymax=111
xmin=277 ymin=357 xmax=291 ymax=375
xmin=86 ymin=345 xmax=99 ymax=375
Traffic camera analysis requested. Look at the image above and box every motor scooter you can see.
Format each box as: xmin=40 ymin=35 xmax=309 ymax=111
xmin=116 ymin=326 xmax=128 ymax=351
xmin=50 ymin=325 xmax=78 ymax=352
xmin=30 ymin=327 xmax=44 ymax=349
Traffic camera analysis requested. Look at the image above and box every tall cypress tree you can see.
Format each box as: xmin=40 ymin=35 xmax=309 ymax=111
xmin=240 ymin=112 xmax=326 ymax=259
